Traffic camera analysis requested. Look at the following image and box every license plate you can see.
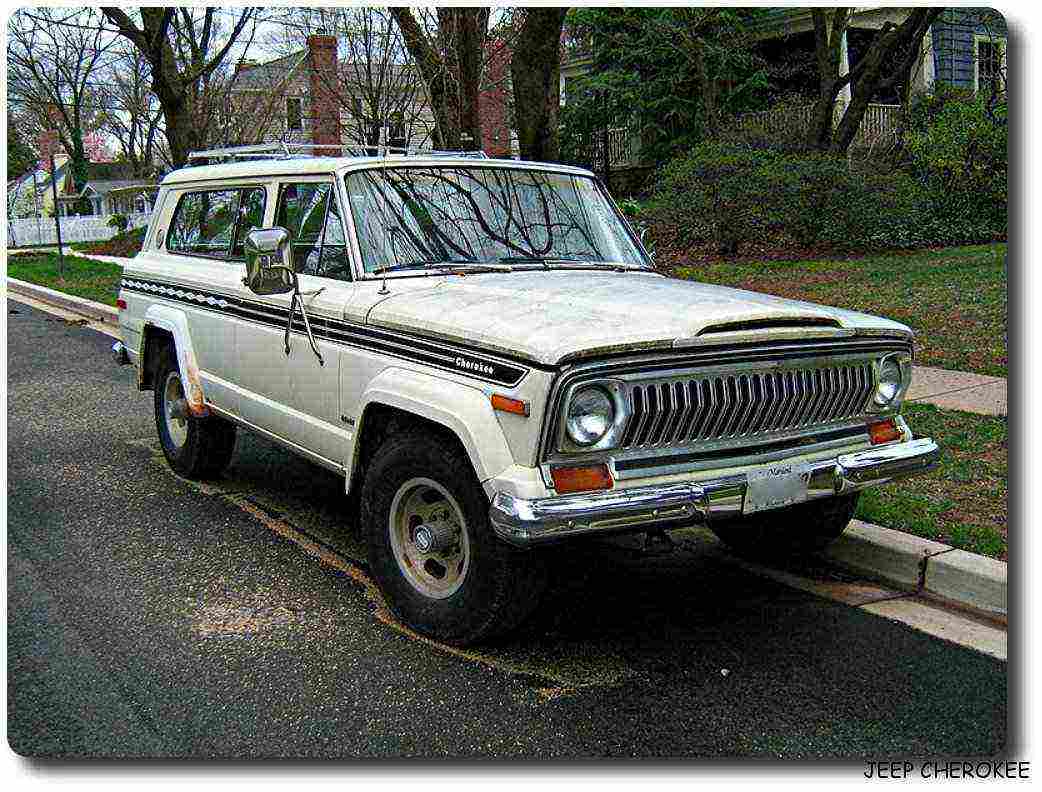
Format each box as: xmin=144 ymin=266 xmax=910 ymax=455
xmin=743 ymin=462 xmax=811 ymax=515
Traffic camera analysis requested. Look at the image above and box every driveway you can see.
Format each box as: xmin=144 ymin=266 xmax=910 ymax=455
xmin=6 ymin=300 xmax=1007 ymax=758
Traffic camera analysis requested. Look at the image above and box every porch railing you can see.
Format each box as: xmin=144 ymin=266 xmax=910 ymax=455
xmin=736 ymin=102 xmax=903 ymax=148
xmin=574 ymin=126 xmax=643 ymax=171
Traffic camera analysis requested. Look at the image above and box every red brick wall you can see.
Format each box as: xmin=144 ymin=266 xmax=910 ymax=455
xmin=307 ymin=33 xmax=340 ymax=155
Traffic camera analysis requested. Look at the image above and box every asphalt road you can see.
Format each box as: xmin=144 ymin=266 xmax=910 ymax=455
xmin=6 ymin=299 xmax=1007 ymax=759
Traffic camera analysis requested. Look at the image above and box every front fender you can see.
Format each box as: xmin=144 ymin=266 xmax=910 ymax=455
xmin=354 ymin=367 xmax=514 ymax=486
xmin=139 ymin=303 xmax=209 ymax=417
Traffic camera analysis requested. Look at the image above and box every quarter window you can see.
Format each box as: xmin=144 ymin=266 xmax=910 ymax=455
xmin=167 ymin=190 xmax=239 ymax=256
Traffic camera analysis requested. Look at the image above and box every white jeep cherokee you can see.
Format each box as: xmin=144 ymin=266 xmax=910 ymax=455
xmin=113 ymin=148 xmax=939 ymax=645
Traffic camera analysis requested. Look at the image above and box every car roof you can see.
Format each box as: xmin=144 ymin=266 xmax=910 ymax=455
xmin=161 ymin=156 xmax=596 ymax=186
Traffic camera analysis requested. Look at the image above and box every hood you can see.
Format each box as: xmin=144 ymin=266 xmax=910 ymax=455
xmin=365 ymin=270 xmax=913 ymax=366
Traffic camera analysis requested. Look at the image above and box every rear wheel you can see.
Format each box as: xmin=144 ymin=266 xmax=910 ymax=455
xmin=710 ymin=493 xmax=860 ymax=557
xmin=360 ymin=429 xmax=545 ymax=645
xmin=153 ymin=345 xmax=236 ymax=479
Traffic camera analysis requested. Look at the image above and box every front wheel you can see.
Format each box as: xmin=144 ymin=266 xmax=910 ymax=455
xmin=153 ymin=345 xmax=236 ymax=479
xmin=710 ymin=493 xmax=860 ymax=557
xmin=360 ymin=429 xmax=545 ymax=645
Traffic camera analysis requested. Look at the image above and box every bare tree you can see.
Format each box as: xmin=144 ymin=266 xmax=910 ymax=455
xmin=808 ymin=8 xmax=942 ymax=153
xmin=7 ymin=7 xmax=117 ymax=190
xmin=101 ymin=6 xmax=261 ymax=166
xmin=390 ymin=7 xmax=491 ymax=150
xmin=96 ymin=45 xmax=165 ymax=176
xmin=510 ymin=8 xmax=568 ymax=161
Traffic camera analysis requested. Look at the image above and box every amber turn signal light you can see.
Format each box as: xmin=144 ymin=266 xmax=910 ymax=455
xmin=868 ymin=417 xmax=901 ymax=445
xmin=491 ymin=393 xmax=529 ymax=416
xmin=550 ymin=464 xmax=613 ymax=494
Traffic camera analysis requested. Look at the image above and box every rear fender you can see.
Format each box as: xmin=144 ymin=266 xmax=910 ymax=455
xmin=139 ymin=303 xmax=209 ymax=417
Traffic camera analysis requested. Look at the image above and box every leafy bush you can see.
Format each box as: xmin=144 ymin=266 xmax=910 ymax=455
xmin=644 ymin=89 xmax=1007 ymax=257
xmin=903 ymin=89 xmax=1007 ymax=242
xmin=645 ymin=142 xmax=780 ymax=255
xmin=645 ymin=142 xmax=892 ymax=255
xmin=107 ymin=213 xmax=130 ymax=235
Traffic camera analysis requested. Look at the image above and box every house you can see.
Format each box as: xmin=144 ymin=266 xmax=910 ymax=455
xmin=227 ymin=32 xmax=517 ymax=157
xmin=749 ymin=7 xmax=1006 ymax=109
xmin=52 ymin=162 xmax=156 ymax=217
xmin=560 ymin=7 xmax=1007 ymax=169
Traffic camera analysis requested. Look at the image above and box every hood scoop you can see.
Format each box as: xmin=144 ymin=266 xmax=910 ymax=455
xmin=697 ymin=317 xmax=842 ymax=335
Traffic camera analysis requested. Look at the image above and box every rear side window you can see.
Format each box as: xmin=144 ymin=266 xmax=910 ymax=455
xmin=167 ymin=187 xmax=267 ymax=260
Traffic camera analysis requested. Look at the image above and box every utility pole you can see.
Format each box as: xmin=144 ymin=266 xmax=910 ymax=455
xmin=49 ymin=154 xmax=65 ymax=281
xmin=32 ymin=169 xmax=43 ymax=245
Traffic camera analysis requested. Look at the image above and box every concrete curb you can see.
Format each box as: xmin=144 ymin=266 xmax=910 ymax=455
xmin=826 ymin=519 xmax=1006 ymax=620
xmin=6 ymin=277 xmax=119 ymax=327
xmin=64 ymin=248 xmax=135 ymax=266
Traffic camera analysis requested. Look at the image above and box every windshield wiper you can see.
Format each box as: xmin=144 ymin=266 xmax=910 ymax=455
xmin=498 ymin=256 xmax=636 ymax=271
xmin=371 ymin=259 xmax=511 ymax=276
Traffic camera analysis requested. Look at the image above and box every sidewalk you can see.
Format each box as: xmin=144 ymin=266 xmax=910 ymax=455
xmin=908 ymin=366 xmax=1007 ymax=417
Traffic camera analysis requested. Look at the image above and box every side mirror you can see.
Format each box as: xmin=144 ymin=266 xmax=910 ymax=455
xmin=243 ymin=227 xmax=296 ymax=295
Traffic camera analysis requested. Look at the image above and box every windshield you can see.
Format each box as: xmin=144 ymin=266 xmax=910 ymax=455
xmin=343 ymin=166 xmax=649 ymax=274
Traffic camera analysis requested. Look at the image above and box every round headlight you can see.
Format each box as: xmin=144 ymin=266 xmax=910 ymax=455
xmin=874 ymin=355 xmax=903 ymax=407
xmin=566 ymin=386 xmax=615 ymax=446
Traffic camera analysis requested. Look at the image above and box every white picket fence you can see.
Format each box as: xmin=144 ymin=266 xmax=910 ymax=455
xmin=6 ymin=212 xmax=152 ymax=248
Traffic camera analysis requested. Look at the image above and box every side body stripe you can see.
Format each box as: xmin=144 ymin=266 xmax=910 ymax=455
xmin=121 ymin=277 xmax=532 ymax=388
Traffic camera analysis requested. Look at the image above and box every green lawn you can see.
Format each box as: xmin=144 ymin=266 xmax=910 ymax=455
xmin=7 ymin=251 xmax=122 ymax=307
xmin=857 ymin=403 xmax=1007 ymax=560
xmin=671 ymin=244 xmax=1007 ymax=377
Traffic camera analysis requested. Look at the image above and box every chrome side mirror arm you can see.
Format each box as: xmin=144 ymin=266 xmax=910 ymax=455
xmin=284 ymin=283 xmax=324 ymax=367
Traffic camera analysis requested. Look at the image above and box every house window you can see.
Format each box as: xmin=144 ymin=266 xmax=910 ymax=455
xmin=287 ymin=97 xmax=303 ymax=131
xmin=388 ymin=115 xmax=407 ymax=150
xmin=975 ymin=35 xmax=1006 ymax=96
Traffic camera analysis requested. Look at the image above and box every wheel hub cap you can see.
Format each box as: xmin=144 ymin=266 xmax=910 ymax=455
xmin=388 ymin=478 xmax=470 ymax=600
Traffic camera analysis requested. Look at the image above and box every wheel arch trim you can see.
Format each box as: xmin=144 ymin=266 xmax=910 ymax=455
xmin=139 ymin=304 xmax=210 ymax=417
xmin=351 ymin=367 xmax=514 ymax=490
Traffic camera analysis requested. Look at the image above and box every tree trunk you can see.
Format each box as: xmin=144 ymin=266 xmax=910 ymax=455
xmin=807 ymin=8 xmax=851 ymax=151
xmin=511 ymin=8 xmax=568 ymax=161
xmin=392 ymin=7 xmax=489 ymax=152
xmin=829 ymin=9 xmax=941 ymax=154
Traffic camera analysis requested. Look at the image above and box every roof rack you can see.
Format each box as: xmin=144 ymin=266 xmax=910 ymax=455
xmin=186 ymin=142 xmax=489 ymax=163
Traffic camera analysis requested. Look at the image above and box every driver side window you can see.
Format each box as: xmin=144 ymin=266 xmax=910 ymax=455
xmin=275 ymin=182 xmax=350 ymax=280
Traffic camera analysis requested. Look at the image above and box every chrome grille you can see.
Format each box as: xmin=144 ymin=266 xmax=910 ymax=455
xmin=619 ymin=361 xmax=875 ymax=449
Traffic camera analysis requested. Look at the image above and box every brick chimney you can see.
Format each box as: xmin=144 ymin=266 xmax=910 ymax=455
xmin=307 ymin=31 xmax=340 ymax=156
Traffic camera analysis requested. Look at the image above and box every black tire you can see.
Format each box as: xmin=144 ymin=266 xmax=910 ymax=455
xmin=710 ymin=493 xmax=860 ymax=557
xmin=360 ymin=428 xmax=546 ymax=646
xmin=153 ymin=345 xmax=236 ymax=479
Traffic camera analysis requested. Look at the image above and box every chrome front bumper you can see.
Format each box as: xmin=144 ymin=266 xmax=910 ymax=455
xmin=489 ymin=438 xmax=940 ymax=548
